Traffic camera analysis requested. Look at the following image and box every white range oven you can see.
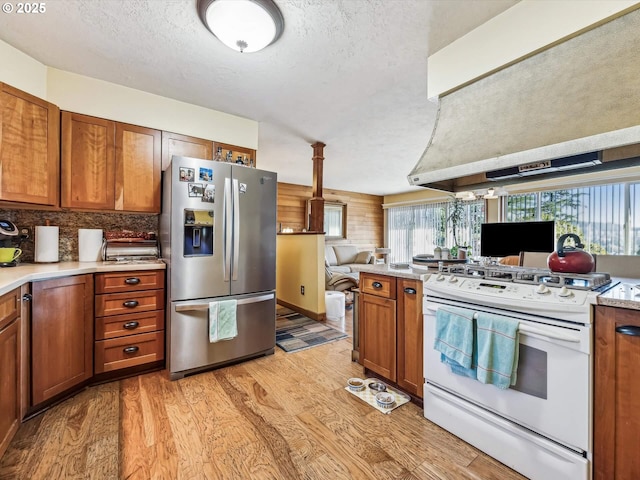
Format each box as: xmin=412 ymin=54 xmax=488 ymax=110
xmin=422 ymin=264 xmax=615 ymax=480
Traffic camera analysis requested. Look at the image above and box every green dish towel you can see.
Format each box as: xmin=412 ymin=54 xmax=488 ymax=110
xmin=209 ymin=299 xmax=238 ymax=343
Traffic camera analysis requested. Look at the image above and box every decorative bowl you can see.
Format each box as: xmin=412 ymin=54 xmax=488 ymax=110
xmin=368 ymin=381 xmax=387 ymax=393
xmin=375 ymin=391 xmax=395 ymax=409
xmin=347 ymin=377 xmax=365 ymax=392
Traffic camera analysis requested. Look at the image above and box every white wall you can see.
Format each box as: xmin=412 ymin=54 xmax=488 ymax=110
xmin=428 ymin=0 xmax=640 ymax=98
xmin=0 ymin=39 xmax=47 ymax=98
xmin=47 ymin=69 xmax=258 ymax=148
xmin=0 ymin=39 xmax=258 ymax=149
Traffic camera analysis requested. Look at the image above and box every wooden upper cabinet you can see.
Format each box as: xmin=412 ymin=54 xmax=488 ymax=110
xmin=61 ymin=112 xmax=115 ymax=210
xmin=115 ymin=123 xmax=161 ymax=212
xmin=61 ymin=112 xmax=161 ymax=213
xmin=0 ymin=83 xmax=60 ymax=206
xmin=161 ymin=131 xmax=213 ymax=170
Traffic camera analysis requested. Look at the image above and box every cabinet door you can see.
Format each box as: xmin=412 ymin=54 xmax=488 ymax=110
xmin=61 ymin=112 xmax=115 ymax=209
xmin=360 ymin=293 xmax=396 ymax=381
xmin=0 ymin=83 xmax=59 ymax=206
xmin=397 ymin=278 xmax=423 ymax=397
xmin=594 ymin=306 xmax=640 ymax=480
xmin=0 ymin=288 xmax=20 ymax=458
xmin=115 ymin=122 xmax=161 ymax=212
xmin=31 ymin=275 xmax=94 ymax=405
xmin=161 ymin=131 xmax=213 ymax=170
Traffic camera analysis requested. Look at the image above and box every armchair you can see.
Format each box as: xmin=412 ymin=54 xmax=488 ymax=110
xmin=325 ymin=266 xmax=358 ymax=305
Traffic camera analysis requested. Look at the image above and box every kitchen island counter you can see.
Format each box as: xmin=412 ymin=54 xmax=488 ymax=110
xmin=597 ymin=279 xmax=640 ymax=311
xmin=351 ymin=263 xmax=431 ymax=281
xmin=0 ymin=261 xmax=166 ymax=297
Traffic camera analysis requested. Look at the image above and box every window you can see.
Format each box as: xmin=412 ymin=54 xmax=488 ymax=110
xmin=323 ymin=201 xmax=346 ymax=239
xmin=506 ymin=181 xmax=640 ymax=255
xmin=387 ymin=200 xmax=485 ymax=263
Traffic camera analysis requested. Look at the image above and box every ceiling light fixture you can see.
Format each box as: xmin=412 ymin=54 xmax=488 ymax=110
xmin=198 ymin=0 xmax=285 ymax=53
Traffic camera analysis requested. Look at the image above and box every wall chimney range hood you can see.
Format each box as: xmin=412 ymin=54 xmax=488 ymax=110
xmin=408 ymin=7 xmax=640 ymax=193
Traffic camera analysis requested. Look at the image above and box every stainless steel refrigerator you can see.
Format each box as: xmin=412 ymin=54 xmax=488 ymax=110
xmin=160 ymin=156 xmax=277 ymax=380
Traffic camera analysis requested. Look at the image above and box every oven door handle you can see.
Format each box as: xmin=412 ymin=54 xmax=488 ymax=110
xmin=518 ymin=324 xmax=580 ymax=343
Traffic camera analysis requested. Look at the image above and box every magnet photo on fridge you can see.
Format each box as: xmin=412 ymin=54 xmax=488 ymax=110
xmin=179 ymin=167 xmax=195 ymax=182
xmin=188 ymin=183 xmax=203 ymax=197
xmin=199 ymin=167 xmax=213 ymax=182
xmin=202 ymin=184 xmax=215 ymax=203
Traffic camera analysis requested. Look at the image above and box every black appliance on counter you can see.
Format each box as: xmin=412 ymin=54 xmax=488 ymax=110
xmin=0 ymin=219 xmax=29 ymax=267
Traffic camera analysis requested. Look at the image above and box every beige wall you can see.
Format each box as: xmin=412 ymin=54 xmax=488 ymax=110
xmin=0 ymin=39 xmax=48 ymax=98
xmin=276 ymin=233 xmax=325 ymax=317
xmin=47 ymin=69 xmax=258 ymax=148
xmin=0 ymin=39 xmax=258 ymax=149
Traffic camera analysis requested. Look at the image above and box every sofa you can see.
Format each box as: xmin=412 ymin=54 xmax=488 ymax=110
xmin=325 ymin=244 xmax=374 ymax=274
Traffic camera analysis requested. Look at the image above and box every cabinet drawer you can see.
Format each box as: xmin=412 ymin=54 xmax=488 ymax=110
xmin=95 ymin=270 xmax=165 ymax=294
xmin=95 ymin=310 xmax=165 ymax=340
xmin=361 ymin=273 xmax=396 ymax=299
xmin=95 ymin=331 xmax=164 ymax=373
xmin=95 ymin=290 xmax=164 ymax=317
xmin=0 ymin=288 xmax=19 ymax=331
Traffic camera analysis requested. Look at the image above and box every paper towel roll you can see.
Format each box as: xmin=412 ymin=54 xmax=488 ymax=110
xmin=78 ymin=229 xmax=104 ymax=262
xmin=35 ymin=226 xmax=59 ymax=263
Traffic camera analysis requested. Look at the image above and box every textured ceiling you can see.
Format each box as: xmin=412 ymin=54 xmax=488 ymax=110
xmin=0 ymin=0 xmax=517 ymax=195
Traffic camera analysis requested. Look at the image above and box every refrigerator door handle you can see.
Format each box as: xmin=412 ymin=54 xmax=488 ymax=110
xmin=223 ymin=177 xmax=232 ymax=281
xmin=232 ymin=178 xmax=240 ymax=281
xmin=174 ymin=293 xmax=275 ymax=312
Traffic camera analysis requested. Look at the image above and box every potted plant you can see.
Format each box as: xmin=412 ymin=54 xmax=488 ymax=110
xmin=447 ymin=197 xmax=469 ymax=258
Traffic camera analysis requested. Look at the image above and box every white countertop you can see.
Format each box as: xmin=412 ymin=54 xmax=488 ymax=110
xmin=0 ymin=261 xmax=166 ymax=297
xmin=351 ymin=263 xmax=431 ymax=280
xmin=597 ymin=278 xmax=640 ymax=311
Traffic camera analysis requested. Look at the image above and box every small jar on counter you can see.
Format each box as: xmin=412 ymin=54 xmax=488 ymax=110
xmin=433 ymin=247 xmax=442 ymax=260
xmin=441 ymin=248 xmax=450 ymax=260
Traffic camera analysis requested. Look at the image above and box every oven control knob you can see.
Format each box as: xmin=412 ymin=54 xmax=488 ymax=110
xmin=436 ymin=273 xmax=445 ymax=281
xmin=535 ymin=284 xmax=550 ymax=295
xmin=447 ymin=275 xmax=458 ymax=283
xmin=558 ymin=286 xmax=573 ymax=297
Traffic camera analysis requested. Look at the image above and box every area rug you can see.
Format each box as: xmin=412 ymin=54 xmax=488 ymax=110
xmin=276 ymin=312 xmax=348 ymax=353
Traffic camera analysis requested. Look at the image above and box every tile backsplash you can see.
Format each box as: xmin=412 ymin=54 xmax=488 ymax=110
xmin=2 ymin=210 xmax=158 ymax=263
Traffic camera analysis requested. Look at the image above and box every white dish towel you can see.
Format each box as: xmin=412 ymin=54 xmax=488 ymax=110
xmin=209 ymin=300 xmax=238 ymax=343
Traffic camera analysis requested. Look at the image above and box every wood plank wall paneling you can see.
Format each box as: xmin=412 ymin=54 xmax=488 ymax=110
xmin=277 ymin=182 xmax=384 ymax=252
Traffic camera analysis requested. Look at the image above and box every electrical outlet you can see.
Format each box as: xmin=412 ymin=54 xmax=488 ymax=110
xmin=300 ymin=285 xmax=305 ymax=295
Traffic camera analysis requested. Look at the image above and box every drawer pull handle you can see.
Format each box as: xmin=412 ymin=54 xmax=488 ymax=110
xmin=123 ymin=346 xmax=139 ymax=354
xmin=123 ymin=321 xmax=139 ymax=330
xmin=125 ymin=277 xmax=141 ymax=285
xmin=123 ymin=300 xmax=139 ymax=308
xmin=404 ymin=287 xmax=417 ymax=295
xmin=616 ymin=325 xmax=640 ymax=337
xmin=372 ymin=282 xmax=383 ymax=289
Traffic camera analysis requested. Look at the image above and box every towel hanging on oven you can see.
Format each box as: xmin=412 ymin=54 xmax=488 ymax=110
xmin=434 ymin=308 xmax=520 ymax=389
xmin=475 ymin=312 xmax=520 ymax=389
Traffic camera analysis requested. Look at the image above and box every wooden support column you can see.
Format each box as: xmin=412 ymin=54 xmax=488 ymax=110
xmin=308 ymin=142 xmax=325 ymax=233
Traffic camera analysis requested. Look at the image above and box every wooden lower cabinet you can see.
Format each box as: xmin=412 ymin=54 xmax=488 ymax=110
xmin=359 ymin=273 xmax=424 ymax=397
xmin=94 ymin=270 xmax=165 ymax=374
xmin=0 ymin=288 xmax=21 ymax=458
xmin=594 ymin=305 xmax=640 ymax=480
xmin=361 ymin=293 xmax=396 ymax=381
xmin=397 ymin=278 xmax=424 ymax=397
xmin=31 ymin=275 xmax=94 ymax=406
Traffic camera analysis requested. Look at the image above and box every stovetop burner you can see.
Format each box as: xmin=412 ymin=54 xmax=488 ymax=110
xmin=439 ymin=264 xmax=612 ymax=291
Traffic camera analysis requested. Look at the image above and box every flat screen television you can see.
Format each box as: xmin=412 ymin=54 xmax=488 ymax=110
xmin=480 ymin=221 xmax=555 ymax=258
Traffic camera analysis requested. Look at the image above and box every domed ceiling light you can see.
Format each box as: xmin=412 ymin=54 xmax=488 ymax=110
xmin=198 ymin=0 xmax=285 ymax=53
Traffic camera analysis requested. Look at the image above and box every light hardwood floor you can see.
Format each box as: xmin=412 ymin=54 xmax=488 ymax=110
xmin=0 ymin=308 xmax=524 ymax=480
